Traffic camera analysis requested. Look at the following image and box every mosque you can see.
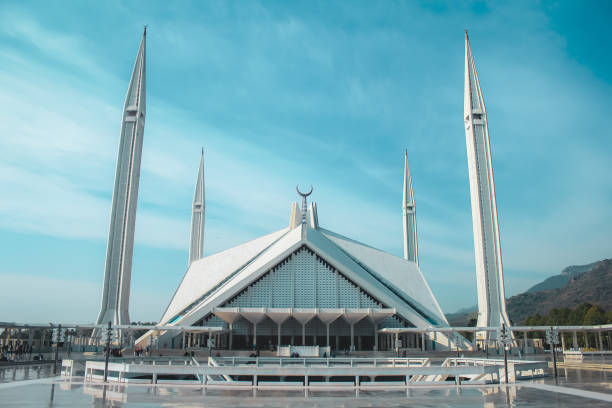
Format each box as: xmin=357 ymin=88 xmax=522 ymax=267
xmin=131 ymin=145 xmax=461 ymax=351
xmin=95 ymin=28 xmax=509 ymax=352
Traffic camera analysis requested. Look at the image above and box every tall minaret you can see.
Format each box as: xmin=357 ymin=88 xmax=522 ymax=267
xmin=189 ymin=149 xmax=205 ymax=266
xmin=95 ymin=28 xmax=146 ymax=331
xmin=402 ymin=150 xmax=419 ymax=265
xmin=464 ymin=31 xmax=511 ymax=340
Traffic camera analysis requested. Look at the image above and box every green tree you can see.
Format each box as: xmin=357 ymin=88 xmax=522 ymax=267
xmin=583 ymin=305 xmax=606 ymax=325
xmin=546 ymin=308 xmax=571 ymax=325
xmin=569 ymin=303 xmax=592 ymax=325
xmin=606 ymin=309 xmax=612 ymax=324
xmin=525 ymin=314 xmax=544 ymax=338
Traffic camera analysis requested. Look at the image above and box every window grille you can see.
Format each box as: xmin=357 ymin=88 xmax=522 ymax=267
xmin=222 ymin=245 xmax=391 ymax=311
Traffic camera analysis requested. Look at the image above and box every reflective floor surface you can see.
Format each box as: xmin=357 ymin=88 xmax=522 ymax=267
xmin=0 ymin=366 xmax=610 ymax=407
xmin=0 ymin=363 xmax=55 ymax=383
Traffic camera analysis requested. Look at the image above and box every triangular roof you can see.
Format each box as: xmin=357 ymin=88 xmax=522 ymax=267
xmin=157 ymin=214 xmax=448 ymax=329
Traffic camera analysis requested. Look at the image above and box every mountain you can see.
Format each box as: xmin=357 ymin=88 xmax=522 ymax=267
xmin=448 ymin=258 xmax=612 ymax=326
xmin=525 ymin=261 xmax=599 ymax=293
xmin=446 ymin=306 xmax=476 ymax=327
xmin=506 ymin=259 xmax=612 ymax=324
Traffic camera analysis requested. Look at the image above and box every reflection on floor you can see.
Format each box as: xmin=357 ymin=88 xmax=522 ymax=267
xmin=0 ymin=366 xmax=610 ymax=407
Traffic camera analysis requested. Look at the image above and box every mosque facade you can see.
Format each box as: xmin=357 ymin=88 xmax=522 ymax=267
xmin=95 ymin=29 xmax=510 ymax=352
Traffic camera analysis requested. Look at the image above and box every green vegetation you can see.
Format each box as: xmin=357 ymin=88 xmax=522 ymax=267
xmin=524 ymin=302 xmax=610 ymax=327
xmin=524 ymin=303 xmax=611 ymax=346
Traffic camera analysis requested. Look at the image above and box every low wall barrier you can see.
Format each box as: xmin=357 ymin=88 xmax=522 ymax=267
xmin=79 ymin=357 xmax=546 ymax=387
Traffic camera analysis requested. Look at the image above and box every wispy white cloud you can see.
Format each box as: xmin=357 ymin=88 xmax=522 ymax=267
xmin=0 ymin=6 xmax=114 ymax=82
xmin=0 ymin=2 xmax=611 ymax=320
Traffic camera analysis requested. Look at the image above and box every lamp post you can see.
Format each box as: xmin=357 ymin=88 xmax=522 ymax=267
xmin=546 ymin=327 xmax=559 ymax=378
xmin=455 ymin=332 xmax=460 ymax=358
xmin=66 ymin=331 xmax=72 ymax=357
xmin=104 ymin=322 xmax=112 ymax=382
xmin=497 ymin=324 xmax=512 ymax=384
xmin=52 ymin=324 xmax=62 ymax=375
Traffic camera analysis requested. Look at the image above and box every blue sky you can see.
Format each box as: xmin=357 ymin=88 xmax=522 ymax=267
xmin=1 ymin=1 xmax=611 ymax=323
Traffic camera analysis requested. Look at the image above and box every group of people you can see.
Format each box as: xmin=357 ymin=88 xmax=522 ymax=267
xmin=1 ymin=343 xmax=37 ymax=361
xmin=133 ymin=346 xmax=147 ymax=357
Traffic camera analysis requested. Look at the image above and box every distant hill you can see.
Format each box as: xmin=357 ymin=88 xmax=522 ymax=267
xmin=446 ymin=309 xmax=477 ymax=327
xmin=525 ymin=261 xmax=599 ymax=293
xmin=507 ymin=259 xmax=612 ymax=324
xmin=448 ymin=258 xmax=612 ymax=326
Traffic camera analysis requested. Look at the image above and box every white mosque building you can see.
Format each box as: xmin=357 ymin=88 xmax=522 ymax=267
xmin=135 ymin=177 xmax=458 ymax=351
xmin=97 ymin=29 xmax=509 ymax=352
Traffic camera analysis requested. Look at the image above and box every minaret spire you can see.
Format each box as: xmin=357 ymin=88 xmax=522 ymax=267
xmin=402 ymin=150 xmax=418 ymax=265
xmin=95 ymin=28 xmax=146 ymax=336
xmin=464 ymin=31 xmax=511 ymax=341
xmin=189 ymin=149 xmax=205 ymax=266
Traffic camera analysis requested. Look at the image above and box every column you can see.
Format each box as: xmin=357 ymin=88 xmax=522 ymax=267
xmin=326 ymin=324 xmax=330 ymax=348
xmin=421 ymin=333 xmax=425 ymax=351
xmin=302 ymin=324 xmax=306 ymax=346
xmin=561 ymin=333 xmax=566 ymax=351
xmin=573 ymin=332 xmax=578 ymax=349
xmin=182 ymin=331 xmax=186 ymax=350
xmin=277 ymin=322 xmax=282 ymax=348
xmin=229 ymin=323 xmax=233 ymax=350
xmin=523 ymin=331 xmax=528 ymax=352
xmin=584 ymin=331 xmax=589 ymax=349
xmin=598 ymin=332 xmax=603 ymax=351
xmin=350 ymin=324 xmax=355 ymax=351
xmin=253 ymin=323 xmax=257 ymax=348
xmin=373 ymin=323 xmax=378 ymax=351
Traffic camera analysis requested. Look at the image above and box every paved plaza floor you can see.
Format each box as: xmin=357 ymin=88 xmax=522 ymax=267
xmin=0 ymin=363 xmax=610 ymax=407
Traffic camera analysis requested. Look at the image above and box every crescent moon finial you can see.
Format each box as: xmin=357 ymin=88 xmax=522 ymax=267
xmin=296 ymin=185 xmax=313 ymax=197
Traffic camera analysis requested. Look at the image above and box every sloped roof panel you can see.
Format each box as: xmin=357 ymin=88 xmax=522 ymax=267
xmin=159 ymin=227 xmax=290 ymax=324
xmin=320 ymin=228 xmax=448 ymax=325
xmin=180 ymin=226 xmax=304 ymax=320
xmin=303 ymin=227 xmax=441 ymax=326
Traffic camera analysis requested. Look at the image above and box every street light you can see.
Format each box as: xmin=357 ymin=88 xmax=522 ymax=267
xmin=497 ymin=324 xmax=513 ymax=384
xmin=104 ymin=322 xmax=112 ymax=382
xmin=546 ymin=327 xmax=559 ymax=378
xmin=52 ymin=324 xmax=62 ymax=375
